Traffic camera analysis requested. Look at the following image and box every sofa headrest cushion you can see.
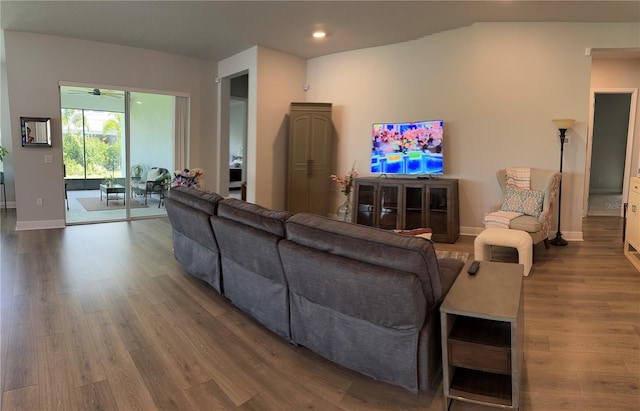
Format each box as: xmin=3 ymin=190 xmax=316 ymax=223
xmin=285 ymin=213 xmax=443 ymax=307
xmin=217 ymin=198 xmax=292 ymax=237
xmin=168 ymin=186 xmax=223 ymax=215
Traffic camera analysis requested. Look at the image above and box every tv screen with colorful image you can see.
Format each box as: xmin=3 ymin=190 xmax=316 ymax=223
xmin=371 ymin=120 xmax=444 ymax=175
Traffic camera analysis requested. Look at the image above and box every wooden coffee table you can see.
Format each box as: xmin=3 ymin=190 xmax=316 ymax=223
xmin=100 ymin=184 xmax=126 ymax=206
xmin=440 ymin=261 xmax=523 ymax=410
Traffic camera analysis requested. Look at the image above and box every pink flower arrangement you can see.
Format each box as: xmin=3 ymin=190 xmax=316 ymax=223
xmin=330 ymin=165 xmax=358 ymax=196
xmin=172 ymin=168 xmax=203 ymax=189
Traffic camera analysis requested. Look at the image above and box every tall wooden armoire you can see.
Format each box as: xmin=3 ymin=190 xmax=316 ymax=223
xmin=287 ymin=102 xmax=333 ymax=215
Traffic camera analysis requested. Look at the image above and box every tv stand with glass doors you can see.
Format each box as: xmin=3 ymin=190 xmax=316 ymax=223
xmin=352 ymin=176 xmax=459 ymax=243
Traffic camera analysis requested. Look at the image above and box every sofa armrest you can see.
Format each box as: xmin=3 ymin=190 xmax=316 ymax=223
xmin=436 ymin=258 xmax=465 ymax=299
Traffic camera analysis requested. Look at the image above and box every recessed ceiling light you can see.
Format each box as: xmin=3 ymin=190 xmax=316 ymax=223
xmin=313 ymin=31 xmax=326 ymax=39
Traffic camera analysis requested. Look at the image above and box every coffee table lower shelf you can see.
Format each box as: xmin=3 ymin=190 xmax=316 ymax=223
xmin=440 ymin=261 xmax=523 ymax=410
xmin=449 ymin=368 xmax=512 ymax=406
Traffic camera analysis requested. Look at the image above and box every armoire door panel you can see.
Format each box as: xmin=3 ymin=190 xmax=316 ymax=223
xmin=287 ymin=103 xmax=332 ymax=215
xmin=291 ymin=115 xmax=311 ymax=166
xmin=310 ymin=115 xmax=332 ymax=163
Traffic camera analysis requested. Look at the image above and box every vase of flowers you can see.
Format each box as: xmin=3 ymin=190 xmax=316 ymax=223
xmin=336 ymin=196 xmax=352 ymax=222
xmin=330 ymin=165 xmax=358 ymax=222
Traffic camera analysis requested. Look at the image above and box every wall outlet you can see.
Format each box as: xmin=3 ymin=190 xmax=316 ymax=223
xmin=36 ymin=198 xmax=43 ymax=206
xmin=44 ymin=155 xmax=53 ymax=164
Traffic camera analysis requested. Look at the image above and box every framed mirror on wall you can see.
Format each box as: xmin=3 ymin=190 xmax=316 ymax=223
xmin=21 ymin=117 xmax=52 ymax=147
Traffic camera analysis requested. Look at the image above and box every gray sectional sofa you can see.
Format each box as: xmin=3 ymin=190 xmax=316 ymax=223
xmin=164 ymin=186 xmax=464 ymax=393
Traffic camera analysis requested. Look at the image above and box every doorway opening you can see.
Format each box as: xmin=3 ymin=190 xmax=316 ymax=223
xmin=220 ymin=73 xmax=249 ymax=200
xmin=585 ymin=89 xmax=637 ymax=217
xmin=229 ymin=74 xmax=248 ymax=200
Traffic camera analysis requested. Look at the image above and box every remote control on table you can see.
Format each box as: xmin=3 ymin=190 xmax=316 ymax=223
xmin=467 ymin=260 xmax=480 ymax=275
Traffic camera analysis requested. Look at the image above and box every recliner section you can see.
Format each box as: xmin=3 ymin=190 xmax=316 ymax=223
xmin=211 ymin=198 xmax=293 ymax=340
xmin=164 ymin=187 xmax=224 ymax=292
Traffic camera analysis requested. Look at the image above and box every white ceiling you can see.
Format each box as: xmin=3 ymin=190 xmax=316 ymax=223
xmin=1 ymin=1 xmax=639 ymax=62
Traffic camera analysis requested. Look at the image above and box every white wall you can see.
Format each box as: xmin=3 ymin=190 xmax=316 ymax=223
xmin=218 ymin=46 xmax=306 ymax=208
xmin=255 ymin=47 xmax=306 ymax=209
xmin=4 ymin=31 xmax=216 ymax=229
xmin=306 ymin=22 xmax=640 ymax=239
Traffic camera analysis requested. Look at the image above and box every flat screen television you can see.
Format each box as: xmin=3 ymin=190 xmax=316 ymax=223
xmin=371 ymin=120 xmax=444 ymax=175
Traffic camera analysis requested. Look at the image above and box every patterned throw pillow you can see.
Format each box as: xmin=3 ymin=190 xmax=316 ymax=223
xmin=500 ymin=186 xmax=544 ymax=218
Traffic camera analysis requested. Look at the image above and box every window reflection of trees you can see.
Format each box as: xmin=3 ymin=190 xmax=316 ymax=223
xmin=62 ymin=109 xmax=124 ymax=180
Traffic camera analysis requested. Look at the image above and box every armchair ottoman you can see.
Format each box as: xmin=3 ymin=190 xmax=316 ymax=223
xmin=474 ymin=228 xmax=532 ymax=276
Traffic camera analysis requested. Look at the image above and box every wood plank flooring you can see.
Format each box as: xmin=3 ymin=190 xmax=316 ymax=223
xmin=0 ymin=211 xmax=638 ymax=410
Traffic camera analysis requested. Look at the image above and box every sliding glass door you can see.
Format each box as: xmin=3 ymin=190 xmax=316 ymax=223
xmin=61 ymin=85 xmax=179 ymax=224
xmin=129 ymin=91 xmax=175 ymax=218
xmin=61 ymin=86 xmax=127 ymax=223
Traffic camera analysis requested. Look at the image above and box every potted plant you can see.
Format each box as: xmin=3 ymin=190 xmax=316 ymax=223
xmin=103 ymin=175 xmax=115 ymax=187
xmin=162 ymin=171 xmax=172 ymax=187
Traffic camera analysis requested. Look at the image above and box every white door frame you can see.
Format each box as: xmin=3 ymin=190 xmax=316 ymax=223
xmin=583 ymin=87 xmax=638 ymax=217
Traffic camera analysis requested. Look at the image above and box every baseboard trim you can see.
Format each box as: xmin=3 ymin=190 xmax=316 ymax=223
xmin=16 ymin=219 xmax=66 ymax=231
xmin=0 ymin=201 xmax=16 ymax=209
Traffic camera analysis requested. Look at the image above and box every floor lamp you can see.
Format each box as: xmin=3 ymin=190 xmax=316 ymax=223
xmin=549 ymin=118 xmax=575 ymax=246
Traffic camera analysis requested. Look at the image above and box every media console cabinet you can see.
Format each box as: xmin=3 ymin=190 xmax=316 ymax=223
xmin=352 ymin=177 xmax=459 ymax=243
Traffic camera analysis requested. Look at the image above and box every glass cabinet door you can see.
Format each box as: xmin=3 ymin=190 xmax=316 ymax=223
xmin=352 ymin=177 xmax=458 ymax=242
xmin=429 ymin=187 xmax=448 ymax=236
xmin=378 ymin=184 xmax=399 ymax=230
xmin=404 ymin=186 xmax=424 ymax=229
xmin=355 ymin=182 xmax=375 ymax=226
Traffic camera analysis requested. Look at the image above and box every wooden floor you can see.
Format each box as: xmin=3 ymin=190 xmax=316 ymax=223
xmin=0 ymin=211 xmax=638 ymax=410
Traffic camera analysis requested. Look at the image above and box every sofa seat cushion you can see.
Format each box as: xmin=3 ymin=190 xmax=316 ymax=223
xmin=509 ymin=214 xmax=542 ymax=233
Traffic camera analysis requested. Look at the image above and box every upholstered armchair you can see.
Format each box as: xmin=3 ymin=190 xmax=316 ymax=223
xmin=486 ymin=168 xmax=561 ymax=249
xmin=133 ymin=167 xmax=169 ymax=207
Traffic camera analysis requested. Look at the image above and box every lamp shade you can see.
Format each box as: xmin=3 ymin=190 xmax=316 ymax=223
xmin=552 ymin=118 xmax=575 ymax=130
